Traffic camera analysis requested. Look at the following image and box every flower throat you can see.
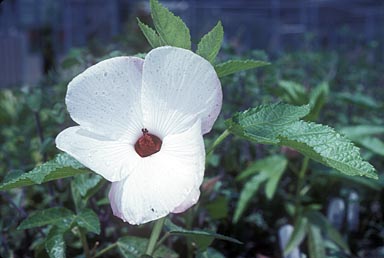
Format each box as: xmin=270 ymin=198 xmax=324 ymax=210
xmin=134 ymin=129 xmax=162 ymax=157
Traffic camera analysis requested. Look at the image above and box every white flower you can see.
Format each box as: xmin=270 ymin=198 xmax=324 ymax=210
xmin=56 ymin=46 xmax=222 ymax=225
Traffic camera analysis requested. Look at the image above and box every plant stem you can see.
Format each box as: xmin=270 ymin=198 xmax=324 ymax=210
xmin=94 ymin=243 xmax=118 ymax=258
xmin=145 ymin=216 xmax=166 ymax=255
xmin=294 ymin=156 xmax=310 ymax=220
xmin=79 ymin=229 xmax=91 ymax=258
xmin=206 ymin=129 xmax=230 ymax=155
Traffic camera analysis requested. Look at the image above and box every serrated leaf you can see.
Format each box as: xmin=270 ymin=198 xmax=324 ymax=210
xmin=74 ymin=209 xmax=100 ymax=234
xmin=165 ymin=219 xmax=242 ymax=251
xmin=0 ymin=153 xmax=89 ymax=191
xmin=280 ymin=121 xmax=377 ymax=179
xmin=45 ymin=226 xmax=66 ymax=258
xmin=18 ymin=207 xmax=75 ymax=230
xmin=150 ymin=0 xmax=191 ymax=49
xmin=137 ymin=18 xmax=163 ymax=48
xmin=196 ymin=21 xmax=223 ymax=63
xmin=283 ymin=217 xmax=308 ymax=256
xmin=117 ymin=236 xmax=179 ymax=258
xmin=233 ymin=173 xmax=269 ymax=223
xmin=226 ymin=103 xmax=377 ymax=179
xmin=215 ymin=59 xmax=269 ymax=77
xmin=307 ymin=224 xmax=326 ymax=258
xmin=227 ymin=103 xmax=310 ymax=144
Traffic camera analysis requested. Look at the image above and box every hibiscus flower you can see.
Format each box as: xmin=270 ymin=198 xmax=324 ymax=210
xmin=56 ymin=46 xmax=222 ymax=225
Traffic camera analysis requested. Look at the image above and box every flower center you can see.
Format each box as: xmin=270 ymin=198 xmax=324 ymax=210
xmin=134 ymin=129 xmax=162 ymax=157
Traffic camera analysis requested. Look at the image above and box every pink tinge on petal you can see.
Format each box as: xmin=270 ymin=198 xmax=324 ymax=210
xmin=172 ymin=187 xmax=201 ymax=213
xmin=107 ymin=121 xmax=205 ymax=225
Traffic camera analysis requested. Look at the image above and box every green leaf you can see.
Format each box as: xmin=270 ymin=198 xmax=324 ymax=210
xmin=305 ymin=211 xmax=350 ymax=253
xmin=197 ymin=247 xmax=225 ymax=258
xmin=358 ymin=137 xmax=384 ymax=156
xmin=18 ymin=207 xmax=75 ymax=230
xmin=150 ymin=0 xmax=191 ymax=49
xmin=164 ymin=219 xmax=242 ymax=251
xmin=236 ymin=155 xmax=287 ymax=200
xmin=204 ymin=196 xmax=228 ymax=220
xmin=283 ymin=217 xmax=308 ymax=256
xmin=264 ymin=157 xmax=287 ymax=199
xmin=280 ymin=121 xmax=377 ymax=179
xmin=226 ymin=103 xmax=377 ymax=179
xmin=117 ymin=236 xmax=179 ymax=258
xmin=0 ymin=153 xmax=89 ymax=191
xmin=227 ymin=103 xmax=310 ymax=144
xmin=339 ymin=125 xmax=384 ymax=139
xmin=215 ymin=59 xmax=270 ymax=77
xmin=72 ymin=174 xmax=103 ymax=198
xmin=336 ymin=92 xmax=381 ymax=109
xmin=137 ymin=18 xmax=163 ymax=48
xmin=45 ymin=226 xmax=66 ymax=258
xmin=277 ymin=80 xmax=308 ymax=105
xmin=74 ymin=209 xmax=100 ymax=234
xmin=307 ymin=224 xmax=326 ymax=258
xmin=196 ymin=21 xmax=224 ymax=63
xmin=233 ymin=173 xmax=269 ymax=223
xmin=306 ymin=81 xmax=329 ymax=121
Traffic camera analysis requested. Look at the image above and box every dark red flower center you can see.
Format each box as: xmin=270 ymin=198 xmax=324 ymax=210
xmin=134 ymin=129 xmax=162 ymax=157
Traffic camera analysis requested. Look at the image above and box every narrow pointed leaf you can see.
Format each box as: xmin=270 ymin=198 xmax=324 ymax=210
xmin=0 ymin=153 xmax=89 ymax=190
xmin=233 ymin=173 xmax=269 ymax=223
xmin=150 ymin=0 xmax=191 ymax=49
xmin=277 ymin=80 xmax=307 ymax=105
xmin=137 ymin=18 xmax=163 ymax=48
xmin=75 ymin=209 xmax=100 ymax=234
xmin=305 ymin=211 xmax=350 ymax=253
xmin=265 ymin=157 xmax=287 ymax=199
xmin=339 ymin=125 xmax=384 ymax=139
xmin=306 ymin=81 xmax=329 ymax=121
xmin=307 ymin=224 xmax=326 ymax=258
xmin=165 ymin=219 xmax=242 ymax=251
xmin=215 ymin=59 xmax=270 ymax=77
xmin=196 ymin=21 xmax=224 ymax=63
xmin=283 ymin=217 xmax=308 ymax=256
xmin=18 ymin=207 xmax=75 ymax=230
xmin=45 ymin=227 xmax=66 ymax=258
xmin=226 ymin=103 xmax=377 ymax=179
xmin=117 ymin=236 xmax=179 ymax=258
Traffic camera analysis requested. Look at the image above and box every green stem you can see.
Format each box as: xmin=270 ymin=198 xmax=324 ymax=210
xmin=94 ymin=243 xmax=118 ymax=258
xmin=79 ymin=229 xmax=91 ymax=258
xmin=206 ymin=129 xmax=230 ymax=155
xmin=145 ymin=216 xmax=166 ymax=255
xmin=294 ymin=156 xmax=310 ymax=220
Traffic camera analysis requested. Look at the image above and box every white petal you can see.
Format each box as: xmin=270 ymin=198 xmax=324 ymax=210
xmin=66 ymin=57 xmax=144 ymax=140
xmin=109 ymin=120 xmax=205 ymax=225
xmin=141 ymin=46 xmax=222 ymax=136
xmin=56 ymin=126 xmax=141 ymax=182
xmin=172 ymin=187 xmax=200 ymax=213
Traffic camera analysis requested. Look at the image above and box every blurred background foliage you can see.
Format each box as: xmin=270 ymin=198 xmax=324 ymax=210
xmin=1 ymin=1 xmax=384 ymax=258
